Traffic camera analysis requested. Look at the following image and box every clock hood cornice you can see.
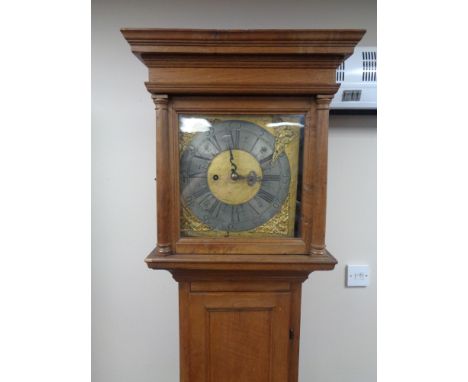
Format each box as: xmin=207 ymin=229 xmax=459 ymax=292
xmin=121 ymin=28 xmax=365 ymax=95
xmin=121 ymin=28 xmax=365 ymax=57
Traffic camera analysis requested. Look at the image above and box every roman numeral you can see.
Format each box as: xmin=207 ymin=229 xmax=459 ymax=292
xmin=259 ymin=154 xmax=273 ymax=166
xmin=209 ymin=135 xmax=222 ymax=152
xmin=188 ymin=171 xmax=207 ymax=178
xmin=192 ymin=186 xmax=210 ymax=199
xmin=262 ymin=174 xmax=280 ymax=182
xmin=231 ymin=205 xmax=240 ymax=223
xmin=247 ymin=201 xmax=260 ymax=215
xmin=257 ymin=189 xmax=275 ymax=203
xmin=208 ymin=199 xmax=221 ymax=217
xmin=250 ymin=136 xmax=260 ymax=152
xmin=231 ymin=129 xmax=240 ymax=149
xmin=193 ymin=154 xmax=211 ymax=161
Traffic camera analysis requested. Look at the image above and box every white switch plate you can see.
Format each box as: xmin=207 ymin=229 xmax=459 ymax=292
xmin=347 ymin=265 xmax=370 ymax=287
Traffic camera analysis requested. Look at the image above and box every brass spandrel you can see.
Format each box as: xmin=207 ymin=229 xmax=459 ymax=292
xmin=181 ymin=195 xmax=291 ymax=237
xmin=179 ymin=132 xmax=196 ymax=156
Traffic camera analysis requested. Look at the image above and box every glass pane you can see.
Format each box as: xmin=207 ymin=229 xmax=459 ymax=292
xmin=179 ymin=114 xmax=304 ymax=238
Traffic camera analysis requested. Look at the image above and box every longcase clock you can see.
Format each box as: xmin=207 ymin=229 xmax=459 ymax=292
xmin=122 ymin=28 xmax=364 ymax=382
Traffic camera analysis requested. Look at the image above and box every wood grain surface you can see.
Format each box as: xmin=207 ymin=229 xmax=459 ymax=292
xmin=122 ymin=28 xmax=364 ymax=381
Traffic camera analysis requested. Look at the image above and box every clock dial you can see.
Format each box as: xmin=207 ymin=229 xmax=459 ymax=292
xmin=181 ymin=120 xmax=290 ymax=232
xmin=179 ymin=115 xmax=303 ymax=237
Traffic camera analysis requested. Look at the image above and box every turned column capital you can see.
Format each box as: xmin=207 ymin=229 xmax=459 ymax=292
xmin=151 ymin=94 xmax=169 ymax=109
xmin=315 ymin=95 xmax=334 ymax=110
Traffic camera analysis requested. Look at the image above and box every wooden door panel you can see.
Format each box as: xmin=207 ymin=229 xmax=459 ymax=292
xmin=209 ymin=309 xmax=272 ymax=382
xmin=188 ymin=292 xmax=290 ymax=382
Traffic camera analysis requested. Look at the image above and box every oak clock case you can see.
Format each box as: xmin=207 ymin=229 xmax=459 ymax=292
xmin=179 ymin=114 xmax=303 ymax=238
xmin=122 ymin=28 xmax=365 ymax=382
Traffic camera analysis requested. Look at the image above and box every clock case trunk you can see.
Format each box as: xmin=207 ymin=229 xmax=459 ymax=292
xmin=122 ymin=28 xmax=365 ymax=382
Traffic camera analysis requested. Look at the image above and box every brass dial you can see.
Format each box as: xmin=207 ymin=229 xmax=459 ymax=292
xmin=179 ymin=115 xmax=302 ymax=236
xmin=207 ymin=150 xmax=262 ymax=205
xmin=180 ymin=120 xmax=290 ymax=232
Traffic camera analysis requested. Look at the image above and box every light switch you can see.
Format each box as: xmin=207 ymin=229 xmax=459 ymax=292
xmin=346 ymin=265 xmax=369 ymax=287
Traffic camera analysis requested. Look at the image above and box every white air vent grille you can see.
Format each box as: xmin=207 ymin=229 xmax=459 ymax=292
xmin=331 ymin=47 xmax=377 ymax=110
xmin=362 ymin=51 xmax=377 ymax=82
xmin=336 ymin=62 xmax=345 ymax=82
xmin=342 ymin=90 xmax=362 ymax=102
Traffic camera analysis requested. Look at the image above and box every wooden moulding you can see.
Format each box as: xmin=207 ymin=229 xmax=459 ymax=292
xmin=145 ymin=82 xmax=340 ymax=96
xmin=121 ymin=28 xmax=365 ymax=96
xmin=145 ymin=249 xmax=337 ymax=273
xmin=120 ymin=29 xmax=366 ymax=56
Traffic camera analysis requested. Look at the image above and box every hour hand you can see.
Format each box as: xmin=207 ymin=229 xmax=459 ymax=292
xmin=246 ymin=171 xmax=262 ymax=186
xmin=232 ymin=171 xmax=262 ymax=186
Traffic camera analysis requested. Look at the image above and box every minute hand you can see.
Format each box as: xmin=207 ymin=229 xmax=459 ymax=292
xmin=229 ymin=147 xmax=238 ymax=176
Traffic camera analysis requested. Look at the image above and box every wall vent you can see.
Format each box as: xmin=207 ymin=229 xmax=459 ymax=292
xmin=331 ymin=47 xmax=377 ymax=110
xmin=342 ymin=90 xmax=362 ymax=102
xmin=362 ymin=51 xmax=377 ymax=82
xmin=336 ymin=62 xmax=345 ymax=82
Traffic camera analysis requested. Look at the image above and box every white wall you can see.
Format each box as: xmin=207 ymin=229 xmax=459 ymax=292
xmin=92 ymin=1 xmax=376 ymax=381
